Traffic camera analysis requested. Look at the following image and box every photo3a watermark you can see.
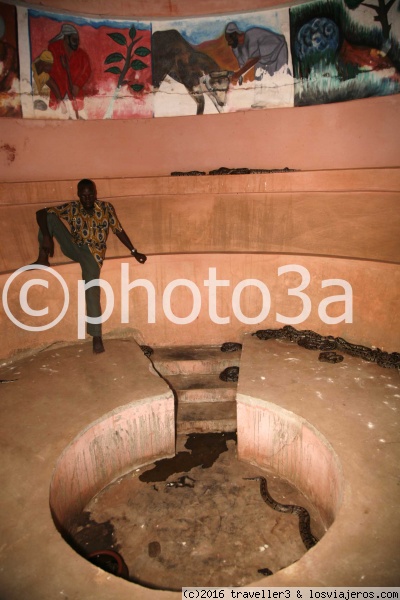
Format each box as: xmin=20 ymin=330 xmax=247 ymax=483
xmin=2 ymin=263 xmax=353 ymax=338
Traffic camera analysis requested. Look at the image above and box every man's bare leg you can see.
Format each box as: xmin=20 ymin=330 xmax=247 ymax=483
xmin=93 ymin=336 xmax=105 ymax=354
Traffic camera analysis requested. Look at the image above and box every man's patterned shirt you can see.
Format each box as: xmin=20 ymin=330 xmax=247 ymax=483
xmin=48 ymin=200 xmax=123 ymax=266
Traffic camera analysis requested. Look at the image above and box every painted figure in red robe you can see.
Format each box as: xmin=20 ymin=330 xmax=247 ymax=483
xmin=47 ymin=23 xmax=91 ymax=117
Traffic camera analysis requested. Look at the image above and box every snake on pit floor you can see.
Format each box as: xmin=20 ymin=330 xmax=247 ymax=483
xmin=244 ymin=476 xmax=318 ymax=551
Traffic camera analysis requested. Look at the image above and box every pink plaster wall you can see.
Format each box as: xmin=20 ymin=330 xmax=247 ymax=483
xmin=1 ymin=0 xmax=398 ymax=358
xmin=1 ymin=169 xmax=398 ymax=274
xmin=50 ymin=396 xmax=175 ymax=531
xmin=16 ymin=0 xmax=302 ymax=18
xmin=237 ymin=399 xmax=343 ymax=525
xmin=2 ymin=253 xmax=399 ymax=359
xmin=1 ymin=95 xmax=399 ymax=182
xmin=1 ymin=169 xmax=398 ymax=357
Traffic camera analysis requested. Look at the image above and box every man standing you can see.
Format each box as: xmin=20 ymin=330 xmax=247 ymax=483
xmin=225 ymin=21 xmax=289 ymax=108
xmin=47 ymin=23 xmax=91 ymax=117
xmin=34 ymin=179 xmax=147 ymax=354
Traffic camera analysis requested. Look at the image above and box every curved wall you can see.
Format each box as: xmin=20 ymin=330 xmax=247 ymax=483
xmin=1 ymin=252 xmax=399 ymax=359
xmin=1 ymin=169 xmax=399 ymax=358
xmin=1 ymin=0 xmax=399 ymax=182
xmin=1 ymin=169 xmax=399 ymax=273
xmin=16 ymin=0 xmax=300 ymax=18
xmin=50 ymin=394 xmax=175 ymax=533
xmin=1 ymin=95 xmax=399 ymax=182
xmin=1 ymin=2 xmax=398 ymax=360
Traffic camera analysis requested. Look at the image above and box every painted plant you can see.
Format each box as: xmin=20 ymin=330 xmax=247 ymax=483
xmin=343 ymin=0 xmax=397 ymax=51
xmin=104 ymin=24 xmax=150 ymax=118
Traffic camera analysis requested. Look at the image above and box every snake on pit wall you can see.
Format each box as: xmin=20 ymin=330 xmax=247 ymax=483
xmin=244 ymin=476 xmax=318 ymax=551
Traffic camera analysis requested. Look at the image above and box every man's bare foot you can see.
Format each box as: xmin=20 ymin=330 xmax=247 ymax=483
xmin=93 ymin=336 xmax=105 ymax=354
xmin=31 ymin=249 xmax=50 ymax=267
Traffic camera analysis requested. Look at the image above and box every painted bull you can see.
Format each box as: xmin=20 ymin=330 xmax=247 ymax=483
xmin=152 ymin=29 xmax=231 ymax=115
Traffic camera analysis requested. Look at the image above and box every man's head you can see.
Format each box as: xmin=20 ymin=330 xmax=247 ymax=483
xmin=66 ymin=32 xmax=79 ymax=51
xmin=50 ymin=24 xmax=80 ymax=51
xmin=77 ymin=179 xmax=96 ymax=211
xmin=225 ymin=22 xmax=243 ymax=48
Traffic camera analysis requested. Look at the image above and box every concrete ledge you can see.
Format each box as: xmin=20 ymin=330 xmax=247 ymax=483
xmin=237 ymin=333 xmax=400 ymax=586
xmin=1 ymin=332 xmax=399 ymax=596
xmin=0 ymin=338 xmax=176 ymax=600
xmin=1 ymin=169 xmax=399 ymax=205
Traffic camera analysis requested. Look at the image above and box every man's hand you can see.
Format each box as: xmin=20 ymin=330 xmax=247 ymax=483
xmin=41 ymin=234 xmax=54 ymax=257
xmin=231 ymin=71 xmax=242 ymax=85
xmin=132 ymin=251 xmax=147 ymax=264
xmin=231 ymin=57 xmax=260 ymax=85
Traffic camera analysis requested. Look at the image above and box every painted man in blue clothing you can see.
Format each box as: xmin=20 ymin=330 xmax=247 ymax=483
xmin=225 ymin=21 xmax=290 ymax=107
xmin=34 ymin=179 xmax=147 ymax=354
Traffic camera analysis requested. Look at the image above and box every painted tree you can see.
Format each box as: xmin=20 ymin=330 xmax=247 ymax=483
xmin=104 ymin=24 xmax=150 ymax=118
xmin=343 ymin=0 xmax=398 ymax=51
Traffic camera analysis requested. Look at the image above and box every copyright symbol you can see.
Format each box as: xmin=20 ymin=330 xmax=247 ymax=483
xmin=2 ymin=265 xmax=69 ymax=332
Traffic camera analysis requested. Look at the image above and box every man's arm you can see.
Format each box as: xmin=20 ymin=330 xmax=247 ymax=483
xmin=115 ymin=228 xmax=147 ymax=264
xmin=231 ymin=56 xmax=260 ymax=84
xmin=36 ymin=208 xmax=54 ymax=256
xmin=46 ymin=76 xmax=63 ymax=102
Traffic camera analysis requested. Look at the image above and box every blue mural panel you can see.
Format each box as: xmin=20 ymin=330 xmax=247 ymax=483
xmin=290 ymin=0 xmax=400 ymax=106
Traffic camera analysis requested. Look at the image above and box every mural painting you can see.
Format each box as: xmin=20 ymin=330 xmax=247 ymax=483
xmin=152 ymin=11 xmax=293 ymax=117
xmin=290 ymin=0 xmax=400 ymax=106
xmin=0 ymin=1 xmax=399 ymax=119
xmin=152 ymin=29 xmax=231 ymax=116
xmin=24 ymin=9 xmax=152 ymax=119
xmin=0 ymin=2 xmax=21 ymax=117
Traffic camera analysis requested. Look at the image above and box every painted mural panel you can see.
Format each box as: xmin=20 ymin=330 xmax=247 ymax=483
xmin=290 ymin=0 xmax=400 ymax=106
xmin=1 ymin=1 xmax=399 ymax=119
xmin=22 ymin=8 xmax=152 ymax=119
xmin=152 ymin=10 xmax=294 ymax=117
xmin=0 ymin=2 xmax=21 ymax=117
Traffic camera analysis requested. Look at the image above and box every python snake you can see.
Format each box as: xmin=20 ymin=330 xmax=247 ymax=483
xmin=244 ymin=476 xmax=318 ymax=550
xmin=221 ymin=342 xmax=243 ymax=352
xmin=171 ymin=167 xmax=298 ymax=176
xmin=253 ymin=325 xmax=400 ymax=369
xmin=219 ymin=365 xmax=239 ymax=382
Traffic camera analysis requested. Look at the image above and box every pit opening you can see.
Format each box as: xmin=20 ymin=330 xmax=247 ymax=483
xmin=49 ymin=337 xmax=343 ymax=590
xmin=68 ymin=432 xmax=329 ymax=590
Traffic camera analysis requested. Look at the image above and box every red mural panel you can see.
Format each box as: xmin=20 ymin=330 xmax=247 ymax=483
xmin=29 ymin=13 xmax=152 ymax=119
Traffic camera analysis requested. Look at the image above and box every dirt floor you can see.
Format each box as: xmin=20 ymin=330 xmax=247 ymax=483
xmin=71 ymin=432 xmax=326 ymax=591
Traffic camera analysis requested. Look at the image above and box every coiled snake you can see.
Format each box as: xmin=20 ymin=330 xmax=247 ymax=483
xmin=253 ymin=325 xmax=400 ymax=369
xmin=244 ymin=476 xmax=318 ymax=551
xmin=171 ymin=167 xmax=298 ymax=176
